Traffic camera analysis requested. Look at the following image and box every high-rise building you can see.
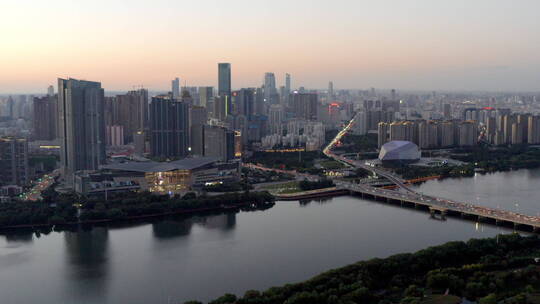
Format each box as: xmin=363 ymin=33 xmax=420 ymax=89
xmin=0 ymin=137 xmax=29 ymax=187
xmin=328 ymin=81 xmax=334 ymax=100
xmin=198 ymin=86 xmax=213 ymax=108
xmin=503 ymin=114 xmax=516 ymax=145
xmin=149 ymin=95 xmax=189 ymax=158
xmin=218 ymin=63 xmax=231 ymax=97
xmin=418 ymin=120 xmax=439 ymax=149
xmin=47 ymin=85 xmax=54 ymax=96
xmin=284 ymin=73 xmax=291 ymax=106
xmin=6 ymin=96 xmax=14 ymax=119
xmin=528 ymin=116 xmax=540 ymax=144
xmin=106 ymin=125 xmax=125 ymax=146
xmin=203 ymin=125 xmax=234 ymax=162
xmin=440 ymin=121 xmax=456 ymax=147
xmin=443 ymin=104 xmax=451 ymax=119
xmin=116 ymin=89 xmax=148 ymax=143
xmin=486 ymin=117 xmax=497 ymax=144
xmin=389 ymin=121 xmax=417 ymax=144
xmin=58 ymin=78 xmax=106 ymax=180
xmin=213 ymin=95 xmax=231 ymax=121
xmin=511 ymin=122 xmax=524 ymax=145
xmin=172 ymin=77 xmax=180 ymax=99
xmin=268 ymin=104 xmax=285 ymax=135
xmin=189 ymin=105 xmax=207 ymax=155
xmin=33 ymin=95 xmax=57 ymax=140
xmin=377 ymin=122 xmax=388 ymax=148
xmin=291 ymin=92 xmax=318 ymax=120
xmin=458 ymin=121 xmax=478 ymax=147
xmin=263 ymin=72 xmax=278 ymax=104
xmin=232 ymin=88 xmax=255 ymax=119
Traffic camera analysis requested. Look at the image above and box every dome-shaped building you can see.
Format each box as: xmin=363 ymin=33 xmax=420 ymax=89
xmin=378 ymin=141 xmax=420 ymax=165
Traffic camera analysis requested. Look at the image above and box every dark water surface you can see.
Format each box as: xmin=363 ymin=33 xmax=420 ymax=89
xmin=1 ymin=170 xmax=536 ymax=304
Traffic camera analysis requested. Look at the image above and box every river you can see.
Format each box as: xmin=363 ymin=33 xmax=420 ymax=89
xmin=1 ymin=169 xmax=537 ymax=304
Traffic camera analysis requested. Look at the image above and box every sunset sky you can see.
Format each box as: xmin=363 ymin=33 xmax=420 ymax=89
xmin=1 ymin=0 xmax=539 ymax=93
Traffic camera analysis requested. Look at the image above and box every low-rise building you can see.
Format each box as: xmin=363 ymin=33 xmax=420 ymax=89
xmin=74 ymin=157 xmax=239 ymax=196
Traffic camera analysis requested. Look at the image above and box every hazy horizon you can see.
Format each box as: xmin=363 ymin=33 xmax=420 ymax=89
xmin=2 ymin=0 xmax=540 ymax=93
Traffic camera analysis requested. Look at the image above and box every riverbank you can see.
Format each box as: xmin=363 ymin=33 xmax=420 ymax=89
xmin=197 ymin=234 xmax=540 ymax=304
xmin=0 ymin=191 xmax=275 ymax=232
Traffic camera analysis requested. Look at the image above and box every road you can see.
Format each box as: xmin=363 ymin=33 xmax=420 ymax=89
xmin=20 ymin=169 xmax=60 ymax=201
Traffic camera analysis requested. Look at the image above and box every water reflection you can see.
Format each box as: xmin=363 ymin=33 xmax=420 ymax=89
xmin=152 ymin=213 xmax=237 ymax=240
xmin=64 ymin=227 xmax=109 ymax=302
xmin=5 ymin=231 xmax=34 ymax=243
xmin=152 ymin=219 xmax=194 ymax=239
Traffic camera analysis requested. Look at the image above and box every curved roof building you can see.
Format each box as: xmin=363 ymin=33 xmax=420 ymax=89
xmin=378 ymin=141 xmax=420 ymax=163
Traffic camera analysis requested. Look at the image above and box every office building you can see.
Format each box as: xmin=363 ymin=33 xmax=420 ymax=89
xmin=218 ymin=63 xmax=231 ymax=98
xmin=232 ymin=88 xmax=255 ymax=119
xmin=149 ymin=95 xmax=189 ymax=158
xmin=263 ymin=72 xmax=278 ymax=104
xmin=0 ymin=137 xmax=29 ymax=186
xmin=284 ymin=73 xmax=291 ymax=106
xmin=172 ymin=77 xmax=180 ymax=99
xmin=198 ymin=86 xmax=213 ymax=107
xmin=58 ymin=78 xmax=106 ymax=179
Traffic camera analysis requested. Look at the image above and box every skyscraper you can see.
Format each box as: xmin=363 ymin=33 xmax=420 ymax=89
xmin=116 ymin=89 xmax=148 ymax=143
xmin=58 ymin=78 xmax=106 ymax=179
xmin=232 ymin=88 xmax=255 ymax=119
xmin=263 ymin=72 xmax=278 ymax=104
xmin=284 ymin=73 xmax=291 ymax=106
xmin=33 ymin=95 xmax=57 ymax=140
xmin=149 ymin=95 xmax=189 ymax=158
xmin=218 ymin=63 xmax=231 ymax=97
xmin=172 ymin=77 xmax=180 ymax=99
xmin=47 ymin=85 xmax=54 ymax=96
xmin=328 ymin=81 xmax=334 ymax=100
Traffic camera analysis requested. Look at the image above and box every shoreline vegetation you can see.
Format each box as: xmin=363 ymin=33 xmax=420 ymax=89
xmin=0 ymin=191 xmax=274 ymax=232
xmin=187 ymin=234 xmax=540 ymax=304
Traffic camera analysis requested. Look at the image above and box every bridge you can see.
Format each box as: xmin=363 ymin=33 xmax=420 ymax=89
xmin=322 ymin=113 xmax=540 ymax=232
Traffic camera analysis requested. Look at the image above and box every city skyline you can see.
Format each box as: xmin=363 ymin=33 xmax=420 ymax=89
xmin=2 ymin=0 xmax=540 ymax=93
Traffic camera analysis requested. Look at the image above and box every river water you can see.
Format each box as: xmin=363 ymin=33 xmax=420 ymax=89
xmin=1 ymin=169 xmax=538 ymax=304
